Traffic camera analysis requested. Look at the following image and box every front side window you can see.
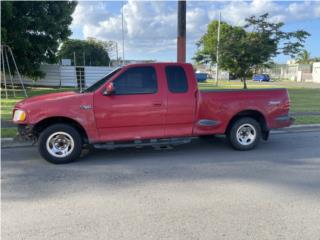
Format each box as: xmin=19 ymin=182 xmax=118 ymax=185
xmin=165 ymin=66 xmax=188 ymax=93
xmin=82 ymin=67 xmax=121 ymax=93
xmin=113 ymin=66 xmax=158 ymax=95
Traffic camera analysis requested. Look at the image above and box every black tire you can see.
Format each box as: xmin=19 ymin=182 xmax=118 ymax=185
xmin=227 ymin=117 xmax=261 ymax=151
xmin=38 ymin=124 xmax=82 ymax=164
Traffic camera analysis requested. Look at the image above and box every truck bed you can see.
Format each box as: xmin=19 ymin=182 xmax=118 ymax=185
xmin=194 ymin=88 xmax=291 ymax=135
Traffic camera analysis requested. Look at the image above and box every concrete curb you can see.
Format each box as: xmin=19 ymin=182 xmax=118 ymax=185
xmin=2 ymin=124 xmax=320 ymax=149
xmin=1 ymin=138 xmax=35 ymax=148
xmin=286 ymin=124 xmax=320 ymax=128
xmin=271 ymin=124 xmax=320 ymax=134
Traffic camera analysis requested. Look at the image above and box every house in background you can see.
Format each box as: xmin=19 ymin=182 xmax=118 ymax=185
xmin=194 ymin=63 xmax=229 ymax=80
xmin=11 ymin=59 xmax=156 ymax=89
xmin=264 ymin=60 xmax=320 ymax=83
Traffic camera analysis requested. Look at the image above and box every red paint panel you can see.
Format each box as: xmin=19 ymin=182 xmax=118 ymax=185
xmin=93 ymin=65 xmax=167 ymax=141
xmin=161 ymin=64 xmax=197 ymax=137
xmin=13 ymin=62 xmax=293 ymax=145
xmin=14 ymin=91 xmax=100 ymax=142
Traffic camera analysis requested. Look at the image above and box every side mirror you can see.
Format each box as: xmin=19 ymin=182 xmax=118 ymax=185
xmin=103 ymin=82 xmax=115 ymax=96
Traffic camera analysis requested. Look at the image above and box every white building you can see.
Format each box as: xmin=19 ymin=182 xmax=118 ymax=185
xmin=265 ymin=62 xmax=319 ymax=83
xmin=13 ymin=64 xmax=116 ymax=89
xmin=312 ymin=62 xmax=320 ymax=83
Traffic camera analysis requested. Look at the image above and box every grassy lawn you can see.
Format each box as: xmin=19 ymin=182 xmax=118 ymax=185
xmin=1 ymin=87 xmax=74 ymax=121
xmin=288 ymin=89 xmax=320 ymax=113
xmin=1 ymin=87 xmax=74 ymax=138
xmin=198 ymin=80 xmax=320 ymax=126
xmin=294 ymin=116 xmax=320 ymax=125
xmin=1 ymin=81 xmax=320 ymax=138
xmin=1 ymin=128 xmax=18 ymax=138
xmin=199 ymin=80 xmax=320 ymax=113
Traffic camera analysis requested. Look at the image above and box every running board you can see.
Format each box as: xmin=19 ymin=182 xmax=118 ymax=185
xmin=93 ymin=137 xmax=195 ymax=150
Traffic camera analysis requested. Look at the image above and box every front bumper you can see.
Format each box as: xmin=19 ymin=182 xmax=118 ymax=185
xmin=17 ymin=124 xmax=35 ymax=141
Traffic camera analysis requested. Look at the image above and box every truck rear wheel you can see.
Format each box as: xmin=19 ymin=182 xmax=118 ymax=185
xmin=228 ymin=117 xmax=261 ymax=151
xmin=38 ymin=124 xmax=82 ymax=164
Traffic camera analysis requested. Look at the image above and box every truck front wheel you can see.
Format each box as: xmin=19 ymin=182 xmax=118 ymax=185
xmin=38 ymin=124 xmax=82 ymax=164
xmin=228 ymin=117 xmax=261 ymax=151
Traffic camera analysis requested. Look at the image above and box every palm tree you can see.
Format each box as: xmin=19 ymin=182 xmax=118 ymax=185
xmin=297 ymin=50 xmax=311 ymax=64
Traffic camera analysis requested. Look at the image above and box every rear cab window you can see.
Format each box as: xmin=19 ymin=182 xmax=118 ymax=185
xmin=165 ymin=66 xmax=188 ymax=93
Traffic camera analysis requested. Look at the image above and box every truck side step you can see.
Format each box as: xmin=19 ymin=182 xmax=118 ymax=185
xmin=93 ymin=137 xmax=195 ymax=150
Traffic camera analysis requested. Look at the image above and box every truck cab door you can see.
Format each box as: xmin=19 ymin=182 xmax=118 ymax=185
xmin=93 ymin=66 xmax=166 ymax=142
xmin=164 ymin=65 xmax=196 ymax=137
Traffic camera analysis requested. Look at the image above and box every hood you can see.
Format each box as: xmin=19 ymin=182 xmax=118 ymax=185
xmin=15 ymin=91 xmax=79 ymax=108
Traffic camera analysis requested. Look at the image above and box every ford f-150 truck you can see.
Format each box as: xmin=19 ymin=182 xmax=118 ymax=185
xmin=13 ymin=63 xmax=293 ymax=164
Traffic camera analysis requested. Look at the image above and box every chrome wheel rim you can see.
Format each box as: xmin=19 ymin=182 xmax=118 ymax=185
xmin=46 ymin=132 xmax=74 ymax=158
xmin=236 ymin=123 xmax=256 ymax=146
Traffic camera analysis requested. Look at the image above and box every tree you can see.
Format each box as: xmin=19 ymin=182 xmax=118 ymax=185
xmin=296 ymin=50 xmax=320 ymax=64
xmin=296 ymin=50 xmax=311 ymax=64
xmin=194 ymin=13 xmax=310 ymax=88
xmin=1 ymin=1 xmax=77 ymax=79
xmin=58 ymin=38 xmax=111 ymax=66
xmin=311 ymin=57 xmax=320 ymax=62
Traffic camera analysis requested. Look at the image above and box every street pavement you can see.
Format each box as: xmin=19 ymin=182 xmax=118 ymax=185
xmin=2 ymin=130 xmax=320 ymax=240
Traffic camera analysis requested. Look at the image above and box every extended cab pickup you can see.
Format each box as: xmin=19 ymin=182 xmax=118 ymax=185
xmin=13 ymin=63 xmax=293 ymax=163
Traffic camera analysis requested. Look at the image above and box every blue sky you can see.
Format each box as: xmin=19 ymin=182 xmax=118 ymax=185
xmin=71 ymin=0 xmax=320 ymax=63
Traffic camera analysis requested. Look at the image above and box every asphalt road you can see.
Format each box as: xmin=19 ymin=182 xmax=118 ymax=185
xmin=2 ymin=130 xmax=320 ymax=240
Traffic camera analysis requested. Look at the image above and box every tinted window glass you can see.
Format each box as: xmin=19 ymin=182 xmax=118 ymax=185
xmin=113 ymin=67 xmax=157 ymax=95
xmin=165 ymin=66 xmax=188 ymax=93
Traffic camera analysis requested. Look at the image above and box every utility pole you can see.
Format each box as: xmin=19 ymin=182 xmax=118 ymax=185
xmin=177 ymin=0 xmax=186 ymax=63
xmin=73 ymin=51 xmax=76 ymax=66
xmin=116 ymin=42 xmax=119 ymax=65
xmin=121 ymin=0 xmax=125 ymax=65
xmin=215 ymin=12 xmax=221 ymax=86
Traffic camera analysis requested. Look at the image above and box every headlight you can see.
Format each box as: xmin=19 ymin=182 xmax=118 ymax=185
xmin=13 ymin=109 xmax=26 ymax=122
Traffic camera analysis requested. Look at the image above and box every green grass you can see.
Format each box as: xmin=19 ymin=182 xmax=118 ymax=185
xmin=199 ymin=79 xmax=320 ymax=90
xmin=1 ymin=87 xmax=74 ymax=121
xmin=1 ymin=128 xmax=18 ymax=138
xmin=1 ymin=87 xmax=75 ymax=138
xmin=288 ymin=89 xmax=320 ymax=113
xmin=199 ymin=80 xmax=279 ymax=89
xmin=294 ymin=116 xmax=320 ymax=125
xmin=199 ymin=80 xmax=320 ymax=114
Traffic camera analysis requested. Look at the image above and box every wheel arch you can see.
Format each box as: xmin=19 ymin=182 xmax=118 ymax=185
xmin=225 ymin=109 xmax=268 ymax=135
xmin=32 ymin=116 xmax=89 ymax=143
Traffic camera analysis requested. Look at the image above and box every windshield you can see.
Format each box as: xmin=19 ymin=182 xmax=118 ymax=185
xmin=82 ymin=67 xmax=122 ymax=93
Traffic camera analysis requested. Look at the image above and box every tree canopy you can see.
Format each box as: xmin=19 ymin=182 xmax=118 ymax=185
xmin=58 ymin=38 xmax=112 ymax=66
xmin=194 ymin=13 xmax=310 ymax=88
xmin=296 ymin=50 xmax=311 ymax=64
xmin=296 ymin=50 xmax=320 ymax=64
xmin=1 ymin=1 xmax=77 ymax=79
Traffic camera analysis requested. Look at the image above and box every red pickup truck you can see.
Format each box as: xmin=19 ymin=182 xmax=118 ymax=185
xmin=13 ymin=63 xmax=293 ymax=163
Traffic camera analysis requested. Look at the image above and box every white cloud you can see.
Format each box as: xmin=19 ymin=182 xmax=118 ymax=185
xmin=212 ymin=0 xmax=320 ymax=25
xmin=216 ymin=0 xmax=282 ymax=25
xmin=315 ymin=4 xmax=320 ymax=17
xmin=71 ymin=0 xmax=320 ymax=60
xmin=73 ymin=1 xmax=179 ymax=58
xmin=72 ymin=1 xmax=111 ymax=26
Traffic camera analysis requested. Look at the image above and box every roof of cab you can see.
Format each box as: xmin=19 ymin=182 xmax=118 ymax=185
xmin=121 ymin=62 xmax=193 ymax=68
